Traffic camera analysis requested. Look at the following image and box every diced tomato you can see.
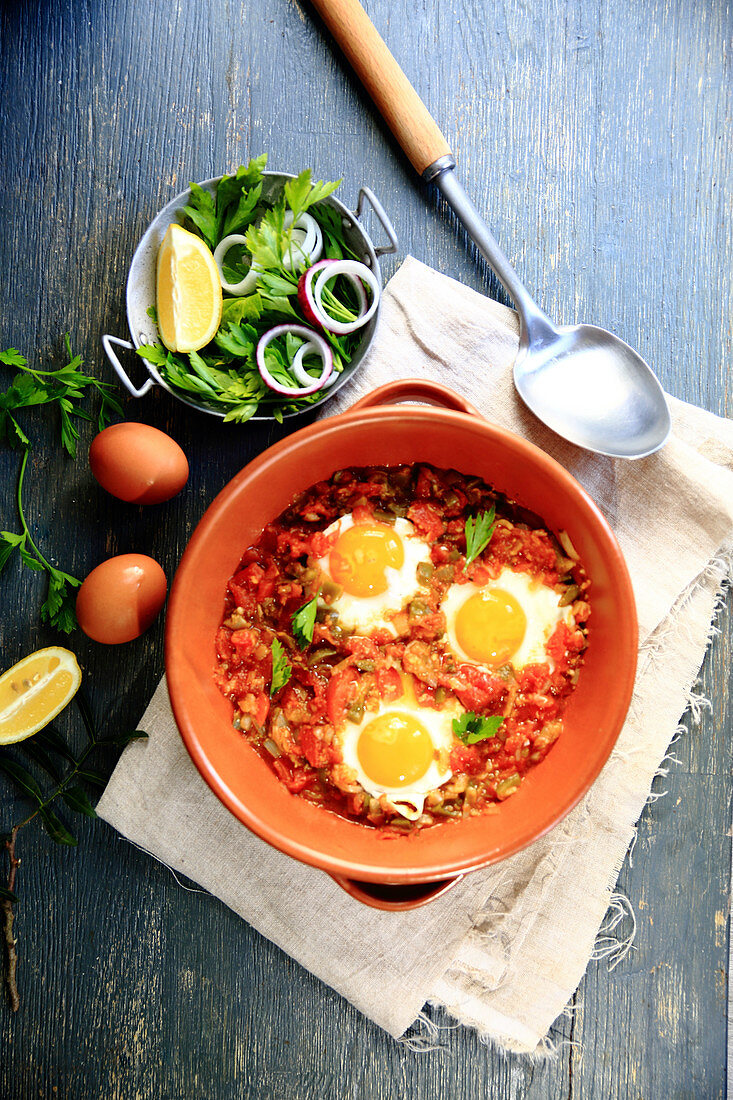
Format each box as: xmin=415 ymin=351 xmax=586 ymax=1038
xmin=298 ymin=725 xmax=331 ymax=768
xmin=449 ymin=743 xmax=485 ymax=776
xmin=230 ymin=628 xmax=259 ymax=652
xmin=546 ymin=622 xmax=585 ymax=670
xmin=449 ymin=664 xmax=507 ymax=712
xmin=215 ymin=627 xmax=236 ymax=662
xmin=272 ymin=759 xmax=311 ymax=793
xmin=470 ymin=564 xmax=490 ymax=586
xmin=344 ymin=635 xmax=379 ymax=660
xmin=375 ymin=666 xmax=403 ymax=701
xmin=351 ymin=504 xmax=375 ymax=525
xmin=237 ymin=691 xmax=270 ymax=726
xmin=408 ymin=611 xmax=446 ymax=642
xmin=407 ymin=501 xmax=444 ymax=540
xmin=516 ymin=663 xmax=552 ymax=694
xmin=416 ymin=467 xmax=439 ymax=498
xmin=326 ymin=669 xmax=361 ymax=727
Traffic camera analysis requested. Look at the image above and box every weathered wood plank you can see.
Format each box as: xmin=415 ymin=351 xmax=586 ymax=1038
xmin=0 ymin=0 xmax=729 ymax=1095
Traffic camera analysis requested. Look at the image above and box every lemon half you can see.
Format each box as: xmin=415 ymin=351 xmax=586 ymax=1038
xmin=0 ymin=647 xmax=82 ymax=745
xmin=156 ymin=223 xmax=223 ymax=353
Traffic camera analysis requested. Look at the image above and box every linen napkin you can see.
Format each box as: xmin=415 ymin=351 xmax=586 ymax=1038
xmin=97 ymin=258 xmax=733 ymax=1053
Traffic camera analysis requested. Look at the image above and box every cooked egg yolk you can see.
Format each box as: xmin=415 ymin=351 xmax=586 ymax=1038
xmin=455 ymin=587 xmax=528 ymax=666
xmin=357 ymin=712 xmax=434 ymax=788
xmin=329 ymin=523 xmax=404 ymax=597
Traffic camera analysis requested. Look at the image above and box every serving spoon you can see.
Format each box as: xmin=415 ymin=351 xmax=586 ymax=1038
xmin=310 ymin=0 xmax=672 ymax=459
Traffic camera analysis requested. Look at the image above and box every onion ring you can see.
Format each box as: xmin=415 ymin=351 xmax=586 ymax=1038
xmin=213 ymin=234 xmax=260 ymax=295
xmin=257 ymin=325 xmax=333 ymax=397
xmin=297 ymin=259 xmax=369 ymax=331
xmin=313 ymin=260 xmax=379 ymax=334
xmin=290 ymin=339 xmax=340 ymax=389
xmin=282 ymin=212 xmax=323 ymax=270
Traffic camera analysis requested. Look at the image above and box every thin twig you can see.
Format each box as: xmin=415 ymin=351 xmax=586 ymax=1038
xmin=2 ymin=826 xmax=21 ymax=1011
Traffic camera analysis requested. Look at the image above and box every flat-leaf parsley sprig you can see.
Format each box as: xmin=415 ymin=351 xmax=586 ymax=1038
xmin=291 ymin=593 xmax=319 ymax=650
xmin=270 ymin=639 xmax=292 ymax=696
xmin=0 ymin=338 xmax=123 ymax=632
xmin=452 ymin=711 xmax=504 ymax=745
xmin=464 ymin=506 xmax=497 ymax=569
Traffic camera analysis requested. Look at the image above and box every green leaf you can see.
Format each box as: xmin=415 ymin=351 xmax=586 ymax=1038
xmin=97 ymin=729 xmax=149 ymax=747
xmin=35 ymin=726 xmax=78 ymax=766
xmin=61 ymin=785 xmax=97 ymax=817
xmin=284 ymin=171 xmax=341 ymax=221
xmin=18 ymin=545 xmax=45 ymax=572
xmin=221 ymin=180 xmax=262 ymax=239
xmin=220 ymin=293 xmax=263 ymax=326
xmin=0 ymin=348 xmax=27 ymax=367
xmin=40 ymin=573 xmax=79 ymax=634
xmin=464 ymin=507 xmax=496 ymax=568
xmin=38 ymin=806 xmax=77 ymax=846
xmin=257 ymin=271 xmax=298 ymax=298
xmin=77 ymin=769 xmax=107 ymax=789
xmin=0 ymin=757 xmax=43 ymax=803
xmin=136 ymin=343 xmax=168 ymax=368
xmin=222 ymin=403 xmax=258 ymax=424
xmin=270 ymin=638 xmax=292 ymax=696
xmin=17 ymin=740 xmax=63 ymax=783
xmin=452 ymin=712 xmax=504 ymax=745
xmin=0 ymin=885 xmax=18 ymax=903
xmin=291 ymin=595 xmax=318 ymax=650
xmin=180 ymin=182 xmax=218 ymax=250
xmin=0 ymin=531 xmax=24 ymax=573
xmin=213 ymin=324 xmax=256 ymax=359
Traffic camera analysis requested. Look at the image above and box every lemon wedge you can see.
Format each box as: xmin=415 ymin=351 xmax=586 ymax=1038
xmin=0 ymin=648 xmax=82 ymax=745
xmin=156 ymin=223 xmax=223 ymax=353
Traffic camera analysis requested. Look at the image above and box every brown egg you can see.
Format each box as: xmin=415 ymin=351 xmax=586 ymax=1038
xmin=89 ymin=422 xmax=189 ymax=504
xmin=76 ymin=554 xmax=167 ymax=644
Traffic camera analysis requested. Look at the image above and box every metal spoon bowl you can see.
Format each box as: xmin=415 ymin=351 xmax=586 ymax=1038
xmin=434 ymin=164 xmax=672 ymax=459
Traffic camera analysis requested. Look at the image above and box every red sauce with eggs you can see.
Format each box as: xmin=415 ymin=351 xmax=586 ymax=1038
xmin=213 ymin=464 xmax=590 ymax=831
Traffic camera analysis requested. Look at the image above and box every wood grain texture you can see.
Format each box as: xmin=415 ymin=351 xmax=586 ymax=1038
xmin=0 ymin=0 xmax=730 ymax=1096
xmin=309 ymin=0 xmax=453 ymax=174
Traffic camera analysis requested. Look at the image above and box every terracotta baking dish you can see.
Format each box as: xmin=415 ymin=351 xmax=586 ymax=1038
xmin=166 ymin=379 xmax=638 ymax=909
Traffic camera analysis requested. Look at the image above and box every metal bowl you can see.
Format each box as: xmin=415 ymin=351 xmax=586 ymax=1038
xmin=103 ymin=171 xmax=397 ymax=420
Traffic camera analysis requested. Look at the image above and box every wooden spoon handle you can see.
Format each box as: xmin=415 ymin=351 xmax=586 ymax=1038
xmin=310 ymin=0 xmax=452 ymax=176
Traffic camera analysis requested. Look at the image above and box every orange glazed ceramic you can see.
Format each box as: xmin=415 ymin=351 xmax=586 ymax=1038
xmin=166 ymin=380 xmax=638 ymax=908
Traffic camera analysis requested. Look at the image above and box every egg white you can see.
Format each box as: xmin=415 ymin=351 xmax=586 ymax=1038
xmin=316 ymin=514 xmax=432 ymax=635
xmin=338 ymin=687 xmax=459 ymax=820
xmin=443 ymin=566 xmax=574 ymax=671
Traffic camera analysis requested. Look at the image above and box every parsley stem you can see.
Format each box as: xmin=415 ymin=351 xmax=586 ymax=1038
xmin=15 ymin=449 xmax=55 ymax=576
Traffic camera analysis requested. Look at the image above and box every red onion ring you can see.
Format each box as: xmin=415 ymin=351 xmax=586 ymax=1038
xmin=256 ymin=325 xmax=333 ymax=396
xmin=297 ymin=259 xmax=369 ymax=331
xmin=313 ymin=260 xmax=380 ymax=335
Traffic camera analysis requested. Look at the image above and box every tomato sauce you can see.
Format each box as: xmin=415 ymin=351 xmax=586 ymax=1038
xmin=213 ymin=464 xmax=590 ymax=830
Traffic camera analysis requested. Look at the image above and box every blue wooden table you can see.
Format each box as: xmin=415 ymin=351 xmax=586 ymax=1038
xmin=1 ymin=0 xmax=730 ymax=1095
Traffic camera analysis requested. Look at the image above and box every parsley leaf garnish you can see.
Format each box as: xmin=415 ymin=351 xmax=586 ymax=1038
xmin=464 ymin=506 xmax=496 ymax=568
xmin=270 ymin=638 xmax=292 ymax=696
xmin=180 ymin=181 xmax=218 ymax=251
xmin=291 ymin=594 xmax=319 ymax=650
xmin=452 ymin=711 xmax=504 ymax=745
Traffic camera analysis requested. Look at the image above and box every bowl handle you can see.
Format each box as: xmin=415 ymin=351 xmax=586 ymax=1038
xmin=349 ymin=378 xmax=481 ymax=417
xmin=329 ymin=872 xmax=463 ymax=910
xmin=354 ymin=187 xmax=398 ymax=257
xmin=102 ymin=334 xmax=156 ymax=398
